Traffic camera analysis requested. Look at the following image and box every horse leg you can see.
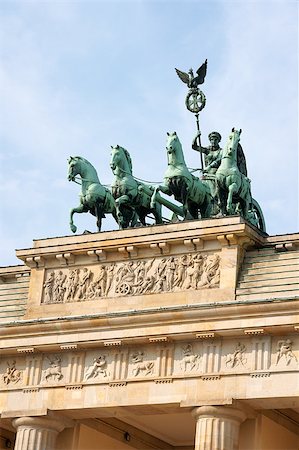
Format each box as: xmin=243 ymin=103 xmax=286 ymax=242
xmin=150 ymin=184 xmax=171 ymax=209
xmin=70 ymin=204 xmax=88 ymax=233
xmin=94 ymin=205 xmax=103 ymax=232
xmin=181 ymin=184 xmax=190 ymax=220
xmin=152 ymin=202 xmax=163 ymax=224
xmin=188 ymin=201 xmax=198 ymax=220
xmin=227 ymin=183 xmax=238 ymax=214
xmin=112 ymin=207 xmax=119 ymax=227
xmin=115 ymin=195 xmax=131 ymax=229
xmin=199 ymin=198 xmax=210 ymax=219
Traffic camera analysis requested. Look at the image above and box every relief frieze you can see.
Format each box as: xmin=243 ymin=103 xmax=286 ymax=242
xmin=42 ymin=252 xmax=220 ymax=304
xmin=3 ymin=360 xmax=22 ymax=385
xmin=0 ymin=335 xmax=298 ymax=391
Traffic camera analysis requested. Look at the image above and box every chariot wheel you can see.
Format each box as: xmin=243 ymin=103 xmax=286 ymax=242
xmin=116 ymin=281 xmax=131 ymax=296
xmin=185 ymin=88 xmax=206 ymax=113
xmin=248 ymin=198 xmax=266 ymax=233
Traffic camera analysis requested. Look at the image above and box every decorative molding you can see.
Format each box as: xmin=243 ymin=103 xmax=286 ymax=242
xmin=201 ymin=375 xmax=221 ymax=381
xmin=149 ymin=337 xmax=168 ymax=343
xmin=1 ymin=334 xmax=298 ymax=392
xmin=87 ymin=249 xmax=107 ymax=261
xmin=17 ymin=347 xmax=35 ymax=354
xmin=118 ymin=246 xmax=138 ymax=258
xmin=154 ymin=378 xmax=173 ymax=384
xmin=109 ymin=381 xmax=127 ymax=387
xmin=149 ymin=242 xmax=170 ymax=254
xmin=250 ymin=372 xmax=271 ymax=378
xmin=196 ymin=332 xmax=215 ymax=339
xmin=244 ymin=329 xmax=264 ymax=336
xmin=65 ymin=384 xmax=83 ymax=390
xmin=60 ymin=344 xmax=78 ymax=351
xmin=23 ymin=387 xmax=40 ymax=393
xmin=104 ymin=340 xmax=122 ymax=347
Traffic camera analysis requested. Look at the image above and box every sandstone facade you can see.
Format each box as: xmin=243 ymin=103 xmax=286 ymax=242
xmin=0 ymin=217 xmax=298 ymax=449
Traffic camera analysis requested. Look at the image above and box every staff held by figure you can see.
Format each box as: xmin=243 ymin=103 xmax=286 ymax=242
xmin=175 ymin=59 xmax=208 ymax=173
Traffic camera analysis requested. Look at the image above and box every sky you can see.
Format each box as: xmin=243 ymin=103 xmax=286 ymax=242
xmin=0 ymin=0 xmax=298 ymax=267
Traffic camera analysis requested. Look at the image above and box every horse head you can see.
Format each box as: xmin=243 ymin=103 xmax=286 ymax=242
xmin=166 ymin=132 xmax=185 ymax=166
xmin=225 ymin=128 xmax=242 ymax=158
xmin=68 ymin=156 xmax=81 ymax=181
xmin=110 ymin=145 xmax=133 ymax=175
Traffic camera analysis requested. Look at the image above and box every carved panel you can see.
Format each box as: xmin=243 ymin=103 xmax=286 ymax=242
xmin=0 ymin=335 xmax=298 ymax=393
xmin=157 ymin=345 xmax=174 ymax=378
xmin=24 ymin=355 xmax=42 ymax=386
xmin=41 ymin=354 xmax=65 ymax=384
xmin=67 ymin=352 xmax=85 ymax=384
xmin=180 ymin=343 xmax=201 ymax=373
xmin=225 ymin=342 xmax=247 ymax=369
xmin=83 ymin=351 xmax=112 ymax=383
xmin=274 ymin=338 xmax=298 ymax=367
xmin=2 ymin=360 xmax=22 ymax=385
xmin=202 ymin=341 xmax=221 ymax=373
xmin=252 ymin=337 xmax=271 ymax=371
xmin=130 ymin=350 xmax=155 ymax=378
xmin=111 ymin=349 xmax=129 ymax=381
xmin=41 ymin=252 xmax=220 ymax=304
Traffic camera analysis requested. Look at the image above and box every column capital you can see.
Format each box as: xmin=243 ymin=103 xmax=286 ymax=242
xmin=12 ymin=414 xmax=72 ymax=450
xmin=12 ymin=415 xmax=66 ymax=433
xmin=192 ymin=405 xmax=247 ymax=424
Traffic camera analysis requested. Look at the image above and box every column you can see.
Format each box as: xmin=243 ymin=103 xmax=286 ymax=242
xmin=12 ymin=416 xmax=65 ymax=450
xmin=192 ymin=405 xmax=247 ymax=450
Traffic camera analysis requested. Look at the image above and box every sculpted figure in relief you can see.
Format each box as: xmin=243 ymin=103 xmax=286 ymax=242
xmin=53 ymin=270 xmax=66 ymax=303
xmin=105 ymin=265 xmax=115 ymax=296
xmin=276 ymin=339 xmax=298 ymax=366
xmin=44 ymin=271 xmax=55 ymax=303
xmin=65 ymin=269 xmax=79 ymax=301
xmin=181 ymin=344 xmax=200 ymax=372
xmin=42 ymin=252 xmax=221 ymax=304
xmin=174 ymin=254 xmax=188 ymax=288
xmin=77 ymin=268 xmax=91 ymax=299
xmin=84 ymin=355 xmax=108 ymax=380
xmin=226 ymin=342 xmax=247 ymax=368
xmin=43 ymin=356 xmax=63 ymax=382
xmin=197 ymin=254 xmax=220 ymax=288
xmin=3 ymin=361 xmax=22 ymax=385
xmin=165 ymin=257 xmax=176 ymax=291
xmin=131 ymin=351 xmax=154 ymax=377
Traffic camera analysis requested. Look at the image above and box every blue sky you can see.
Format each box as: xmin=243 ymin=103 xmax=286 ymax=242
xmin=0 ymin=0 xmax=298 ymax=266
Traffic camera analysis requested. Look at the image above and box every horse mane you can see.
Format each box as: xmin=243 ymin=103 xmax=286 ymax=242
xmin=120 ymin=147 xmax=133 ymax=173
xmin=236 ymin=144 xmax=248 ymax=176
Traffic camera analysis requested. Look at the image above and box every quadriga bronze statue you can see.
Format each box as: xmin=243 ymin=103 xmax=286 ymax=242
xmin=110 ymin=144 xmax=184 ymax=229
xmin=68 ymin=156 xmax=118 ymax=233
xmin=150 ymin=131 xmax=212 ymax=220
xmin=215 ymin=128 xmax=265 ymax=231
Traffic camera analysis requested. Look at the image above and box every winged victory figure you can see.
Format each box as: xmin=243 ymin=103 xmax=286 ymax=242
xmin=175 ymin=59 xmax=208 ymax=88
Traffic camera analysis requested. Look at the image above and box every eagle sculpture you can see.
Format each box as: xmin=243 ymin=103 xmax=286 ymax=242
xmin=175 ymin=59 xmax=207 ymax=88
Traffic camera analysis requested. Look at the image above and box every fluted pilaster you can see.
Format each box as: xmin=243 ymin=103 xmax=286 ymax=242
xmin=192 ymin=405 xmax=247 ymax=450
xmin=12 ymin=416 xmax=65 ymax=450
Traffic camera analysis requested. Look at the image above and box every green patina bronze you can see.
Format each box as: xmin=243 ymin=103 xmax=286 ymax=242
xmin=68 ymin=156 xmax=117 ymax=233
xmin=110 ymin=145 xmax=184 ymax=229
xmin=215 ymin=128 xmax=266 ymax=231
xmin=150 ymin=132 xmax=212 ymax=220
xmin=66 ymin=60 xmax=266 ymax=234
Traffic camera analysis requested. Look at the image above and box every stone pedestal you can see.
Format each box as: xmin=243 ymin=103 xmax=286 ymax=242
xmin=12 ymin=416 xmax=65 ymax=450
xmin=192 ymin=405 xmax=247 ymax=450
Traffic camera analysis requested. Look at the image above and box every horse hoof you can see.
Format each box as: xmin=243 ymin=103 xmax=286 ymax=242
xmin=70 ymin=225 xmax=77 ymax=233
